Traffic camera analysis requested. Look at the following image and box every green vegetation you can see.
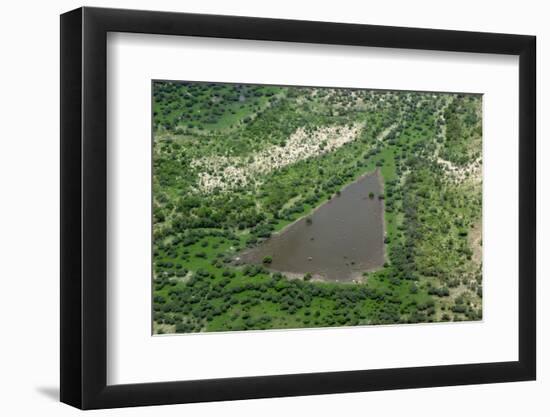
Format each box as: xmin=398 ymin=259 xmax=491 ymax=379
xmin=153 ymin=81 xmax=282 ymax=132
xmin=152 ymin=81 xmax=482 ymax=334
xmin=439 ymin=95 xmax=482 ymax=166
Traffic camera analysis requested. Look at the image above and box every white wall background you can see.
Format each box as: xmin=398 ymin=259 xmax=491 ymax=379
xmin=0 ymin=0 xmax=546 ymax=415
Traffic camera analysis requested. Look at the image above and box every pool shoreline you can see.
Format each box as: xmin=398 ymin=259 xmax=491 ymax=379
xmin=237 ymin=168 xmax=386 ymax=282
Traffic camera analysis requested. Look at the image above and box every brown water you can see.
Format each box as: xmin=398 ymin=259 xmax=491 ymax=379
xmin=239 ymin=170 xmax=385 ymax=282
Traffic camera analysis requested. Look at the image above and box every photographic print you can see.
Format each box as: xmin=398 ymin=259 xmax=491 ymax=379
xmin=152 ymin=81 xmax=482 ymax=335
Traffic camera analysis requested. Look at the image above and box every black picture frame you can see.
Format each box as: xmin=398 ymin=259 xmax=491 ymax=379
xmin=60 ymin=6 xmax=536 ymax=410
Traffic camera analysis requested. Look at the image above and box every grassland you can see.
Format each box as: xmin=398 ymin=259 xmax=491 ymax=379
xmin=152 ymin=81 xmax=482 ymax=334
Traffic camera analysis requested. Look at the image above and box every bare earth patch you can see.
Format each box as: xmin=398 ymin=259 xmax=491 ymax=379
xmin=192 ymin=123 xmax=364 ymax=192
xmin=469 ymin=220 xmax=482 ymax=265
xmin=376 ymin=123 xmax=398 ymax=143
xmin=153 ymin=322 xmax=175 ymax=335
xmin=437 ymin=156 xmax=482 ymax=184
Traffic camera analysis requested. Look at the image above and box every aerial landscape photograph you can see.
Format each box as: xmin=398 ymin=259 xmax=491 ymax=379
xmin=151 ymin=80 xmax=483 ymax=334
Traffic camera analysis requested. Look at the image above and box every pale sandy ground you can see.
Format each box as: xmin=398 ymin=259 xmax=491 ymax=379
xmin=376 ymin=123 xmax=398 ymax=143
xmin=192 ymin=123 xmax=365 ymax=192
xmin=437 ymin=156 xmax=482 ymax=184
xmin=469 ymin=220 xmax=482 ymax=265
xmin=153 ymin=322 xmax=175 ymax=334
